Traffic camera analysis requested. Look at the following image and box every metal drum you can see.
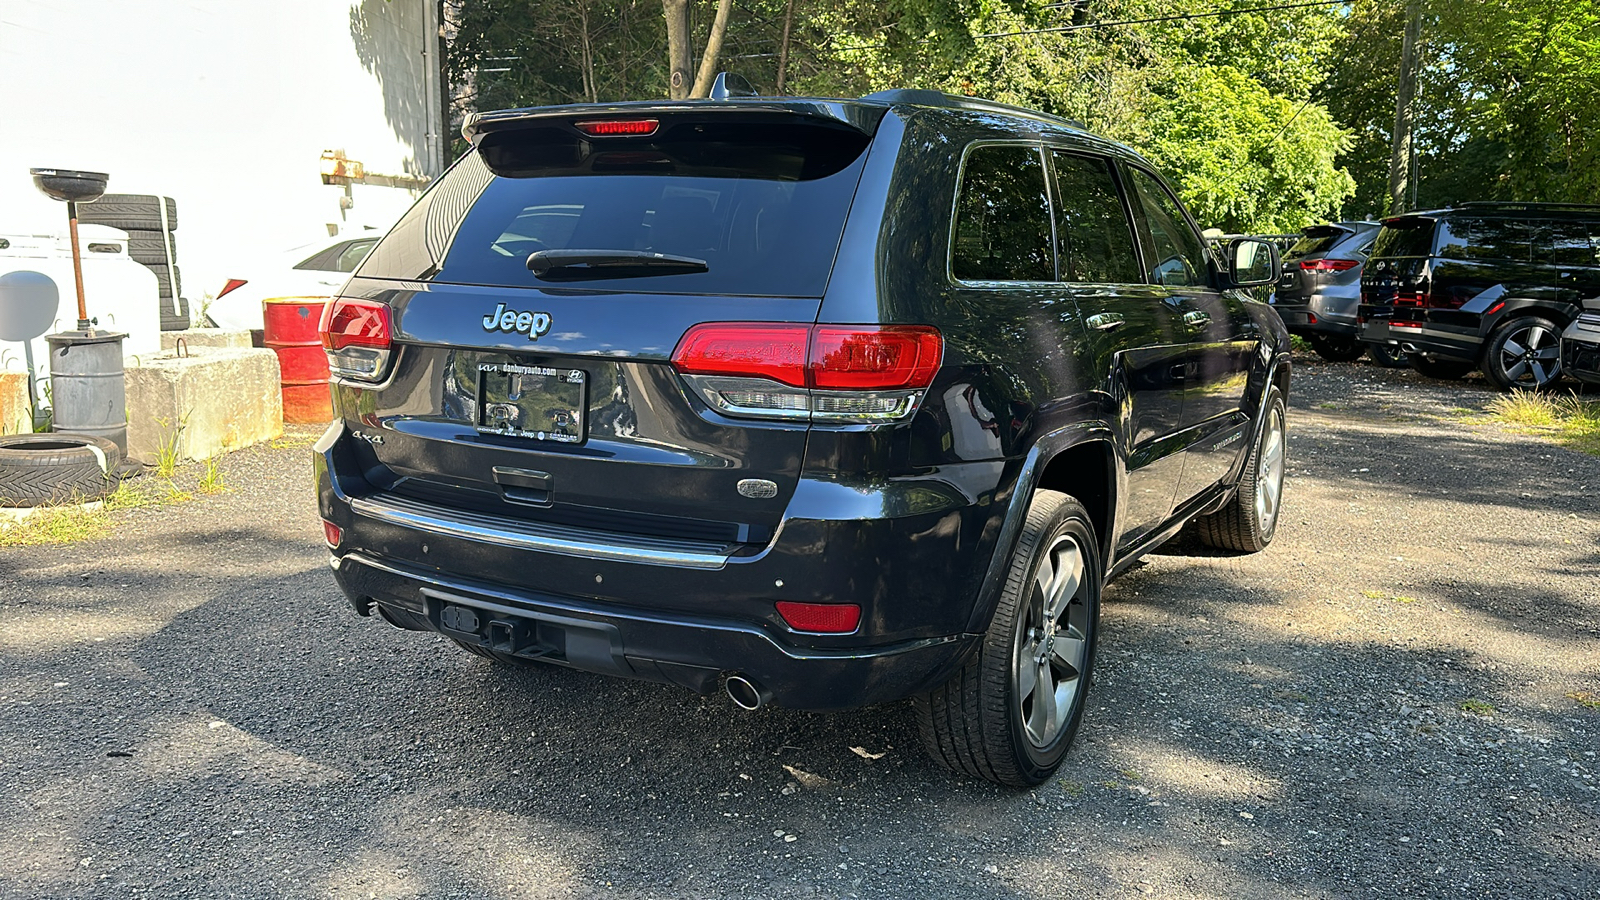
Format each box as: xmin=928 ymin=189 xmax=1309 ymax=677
xmin=45 ymin=330 xmax=128 ymax=453
xmin=263 ymin=298 xmax=332 ymax=424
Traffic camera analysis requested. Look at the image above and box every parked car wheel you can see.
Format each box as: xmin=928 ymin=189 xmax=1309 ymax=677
xmin=0 ymin=433 xmax=120 ymax=507
xmin=1367 ymin=343 xmax=1410 ymax=368
xmin=1190 ymin=387 xmax=1286 ymax=553
xmin=1483 ymin=315 xmax=1563 ymax=390
xmin=1308 ymin=333 xmax=1365 ymax=362
xmin=1409 ymin=354 xmax=1476 ymax=380
xmin=915 ymin=490 xmax=1100 ymax=787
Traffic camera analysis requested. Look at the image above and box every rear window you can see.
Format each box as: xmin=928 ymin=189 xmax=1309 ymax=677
xmin=1371 ymin=219 xmax=1437 ymax=258
xmin=1286 ymin=227 xmax=1351 ymax=259
xmin=357 ymin=121 xmax=872 ymax=297
xmin=1436 ymin=218 xmax=1531 ymax=262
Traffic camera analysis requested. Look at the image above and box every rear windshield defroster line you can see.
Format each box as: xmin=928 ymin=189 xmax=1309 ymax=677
xmin=359 ymin=121 xmax=873 ymax=298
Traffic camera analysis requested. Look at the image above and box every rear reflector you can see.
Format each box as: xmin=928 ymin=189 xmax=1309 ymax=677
xmin=775 ymin=601 xmax=861 ymax=634
xmin=217 ymin=278 xmax=248 ymax=298
xmin=1298 ymin=258 xmax=1360 ymax=272
xmin=323 ymin=520 xmax=342 ymax=547
xmin=574 ymin=119 xmax=659 ymax=137
xmin=319 ymin=297 xmax=393 ymax=380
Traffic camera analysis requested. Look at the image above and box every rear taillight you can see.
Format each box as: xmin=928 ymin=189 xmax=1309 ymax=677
xmin=1298 ymin=259 xmax=1360 ymax=272
xmin=217 ymin=278 xmax=248 ymax=298
xmin=319 ymin=297 xmax=393 ymax=381
xmin=322 ymin=520 xmax=343 ymax=547
xmin=672 ymin=323 xmax=943 ymax=423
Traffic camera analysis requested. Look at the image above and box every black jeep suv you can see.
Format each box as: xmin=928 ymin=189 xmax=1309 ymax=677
xmin=313 ymin=89 xmax=1290 ymax=787
xmin=1358 ymin=202 xmax=1600 ymax=388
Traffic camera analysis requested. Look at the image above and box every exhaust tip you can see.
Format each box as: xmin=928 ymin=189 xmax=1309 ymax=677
xmin=725 ymin=674 xmax=771 ymax=711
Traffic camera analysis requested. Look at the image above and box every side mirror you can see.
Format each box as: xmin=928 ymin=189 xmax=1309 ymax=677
xmin=1225 ymin=238 xmax=1279 ymax=288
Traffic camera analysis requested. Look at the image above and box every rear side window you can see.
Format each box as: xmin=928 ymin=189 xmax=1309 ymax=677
xmin=1125 ymin=167 xmax=1208 ymax=288
xmin=1535 ymin=222 xmax=1599 ymax=267
xmin=1437 ymin=218 xmax=1531 ymax=262
xmin=951 ymin=145 xmax=1054 ymax=282
xmin=1050 ymin=152 xmax=1140 ymax=284
xmin=1371 ymin=219 xmax=1436 ymax=258
xmin=358 ymin=121 xmax=872 ymax=297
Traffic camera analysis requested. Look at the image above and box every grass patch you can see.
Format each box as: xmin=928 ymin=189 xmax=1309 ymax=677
xmin=270 ymin=434 xmax=317 ymax=450
xmin=1362 ymin=590 xmax=1416 ymax=604
xmin=198 ymin=456 xmax=226 ymax=494
xmin=1057 ymin=779 xmax=1086 ymax=796
xmin=0 ymin=480 xmax=185 ymax=547
xmin=1483 ymin=391 xmax=1600 ymax=455
xmin=1460 ymin=698 xmax=1496 ymax=716
xmin=1567 ymin=691 xmax=1600 ymax=711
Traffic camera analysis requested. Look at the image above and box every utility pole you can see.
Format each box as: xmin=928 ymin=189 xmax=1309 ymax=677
xmin=1387 ymin=0 xmax=1422 ymax=214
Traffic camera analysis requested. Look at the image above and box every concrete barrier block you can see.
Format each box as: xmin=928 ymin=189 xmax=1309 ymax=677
xmin=0 ymin=372 xmax=30 ymax=435
xmin=158 ymin=328 xmax=255 ymax=352
xmin=125 ymin=348 xmax=283 ymax=464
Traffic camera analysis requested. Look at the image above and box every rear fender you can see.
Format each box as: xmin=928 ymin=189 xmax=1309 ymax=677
xmin=960 ymin=422 xmax=1118 ymax=636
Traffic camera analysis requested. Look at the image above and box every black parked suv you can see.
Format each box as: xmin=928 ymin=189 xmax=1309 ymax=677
xmin=314 ymin=88 xmax=1290 ymax=787
xmin=1358 ymin=203 xmax=1600 ymax=388
xmin=1272 ymin=221 xmax=1384 ymax=362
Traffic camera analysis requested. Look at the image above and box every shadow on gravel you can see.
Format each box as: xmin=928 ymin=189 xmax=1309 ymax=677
xmin=5 ymin=516 xmax=1597 ymax=899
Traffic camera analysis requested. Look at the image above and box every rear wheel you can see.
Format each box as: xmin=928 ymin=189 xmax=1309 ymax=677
xmin=1367 ymin=343 xmax=1410 ymax=368
xmin=915 ymin=490 xmax=1100 ymax=787
xmin=1409 ymin=354 xmax=1476 ymax=380
xmin=1308 ymin=333 xmax=1364 ymax=362
xmin=1190 ymin=387 xmax=1285 ymax=553
xmin=1482 ymin=315 xmax=1563 ymax=390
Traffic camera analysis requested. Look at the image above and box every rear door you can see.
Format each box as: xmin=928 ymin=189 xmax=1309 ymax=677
xmin=1122 ymin=166 xmax=1256 ymax=506
xmin=339 ymin=114 xmax=876 ymax=547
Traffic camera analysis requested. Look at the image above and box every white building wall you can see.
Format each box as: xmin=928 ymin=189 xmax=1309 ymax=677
xmin=0 ymin=0 xmax=442 ymax=305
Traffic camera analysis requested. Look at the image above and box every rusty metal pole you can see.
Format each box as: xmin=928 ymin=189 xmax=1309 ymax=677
xmin=64 ymin=200 xmax=91 ymax=332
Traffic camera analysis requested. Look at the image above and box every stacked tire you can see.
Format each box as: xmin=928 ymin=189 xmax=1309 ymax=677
xmin=78 ymin=194 xmax=189 ymax=331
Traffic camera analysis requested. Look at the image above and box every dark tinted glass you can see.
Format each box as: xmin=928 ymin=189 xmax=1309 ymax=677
xmin=1535 ymin=222 xmax=1598 ymax=267
xmin=358 ymin=122 xmax=871 ymax=297
xmin=951 ymin=145 xmax=1054 ymax=282
xmin=1286 ymin=229 xmax=1348 ymax=259
xmin=1050 ymin=152 xmax=1140 ymax=284
xmin=334 ymin=239 xmax=378 ymax=272
xmin=1126 ymin=168 xmax=1208 ymax=287
xmin=1437 ymin=218 xmax=1531 ymax=262
xmin=1371 ymin=219 xmax=1436 ymax=258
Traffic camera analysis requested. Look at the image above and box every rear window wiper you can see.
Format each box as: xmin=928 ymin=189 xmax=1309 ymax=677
xmin=526 ymin=249 xmax=708 ymax=281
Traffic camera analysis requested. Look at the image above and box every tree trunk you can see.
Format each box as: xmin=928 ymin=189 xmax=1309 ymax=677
xmin=1387 ymin=0 xmax=1422 ymax=214
xmin=662 ymin=0 xmax=692 ymax=99
xmin=776 ymin=0 xmax=796 ymax=94
xmin=689 ymin=0 xmax=734 ymax=98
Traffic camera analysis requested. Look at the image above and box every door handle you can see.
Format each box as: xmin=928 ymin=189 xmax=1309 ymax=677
xmin=1183 ymin=310 xmax=1210 ymax=329
xmin=1086 ymin=313 xmax=1125 ymax=332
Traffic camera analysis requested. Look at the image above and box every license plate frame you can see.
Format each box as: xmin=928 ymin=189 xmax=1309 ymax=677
xmin=474 ymin=362 xmax=588 ymax=445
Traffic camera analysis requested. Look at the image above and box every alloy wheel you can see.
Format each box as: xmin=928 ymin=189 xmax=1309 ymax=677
xmin=1015 ymin=533 xmax=1092 ymax=749
xmin=1254 ymin=403 xmax=1286 ymax=533
xmin=1498 ymin=323 xmax=1561 ymax=387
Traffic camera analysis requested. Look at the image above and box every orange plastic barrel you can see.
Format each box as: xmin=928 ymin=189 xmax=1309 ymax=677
xmin=263 ymin=298 xmax=333 ymax=424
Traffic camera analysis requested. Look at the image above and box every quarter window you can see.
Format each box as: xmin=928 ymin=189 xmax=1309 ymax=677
xmin=1535 ymin=222 xmax=1598 ymax=267
xmin=951 ymin=145 xmax=1054 ymax=282
xmin=1126 ymin=168 xmax=1209 ymax=288
xmin=1050 ymin=152 xmax=1140 ymax=284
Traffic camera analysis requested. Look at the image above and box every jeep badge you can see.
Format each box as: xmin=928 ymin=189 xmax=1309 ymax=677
xmin=482 ymin=303 xmax=552 ymax=341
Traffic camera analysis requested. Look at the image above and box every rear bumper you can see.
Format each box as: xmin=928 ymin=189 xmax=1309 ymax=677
xmin=1358 ymin=306 xmax=1482 ymax=360
xmin=313 ymin=420 xmax=1000 ymax=710
xmin=1272 ymin=292 xmax=1358 ymax=337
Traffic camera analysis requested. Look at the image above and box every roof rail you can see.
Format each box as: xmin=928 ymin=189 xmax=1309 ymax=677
xmin=1450 ymin=201 xmax=1600 ymax=212
xmin=860 ymin=89 xmax=1086 ymax=130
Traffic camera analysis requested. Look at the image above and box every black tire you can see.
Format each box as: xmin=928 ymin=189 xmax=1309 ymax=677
xmin=142 ymin=263 xmax=182 ymax=298
xmin=1482 ymin=315 xmax=1564 ymax=391
xmin=126 ymin=231 xmax=177 ymax=266
xmin=159 ymin=296 xmax=192 ymax=332
xmin=915 ymin=490 xmax=1100 ymax=787
xmin=1409 ymin=354 xmax=1476 ymax=380
xmin=1367 ymin=343 xmax=1410 ymax=368
xmin=0 ymin=433 xmax=122 ymax=507
xmin=1308 ymin=333 xmax=1365 ymax=362
xmin=1190 ymin=386 xmax=1286 ymax=553
xmin=77 ymin=194 xmax=178 ymax=232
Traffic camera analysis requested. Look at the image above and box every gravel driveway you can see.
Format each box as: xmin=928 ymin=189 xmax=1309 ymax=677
xmin=3 ymin=352 xmax=1597 ymax=899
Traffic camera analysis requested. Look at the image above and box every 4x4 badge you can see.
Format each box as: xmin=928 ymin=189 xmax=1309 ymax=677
xmin=482 ymin=303 xmax=552 ymax=341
